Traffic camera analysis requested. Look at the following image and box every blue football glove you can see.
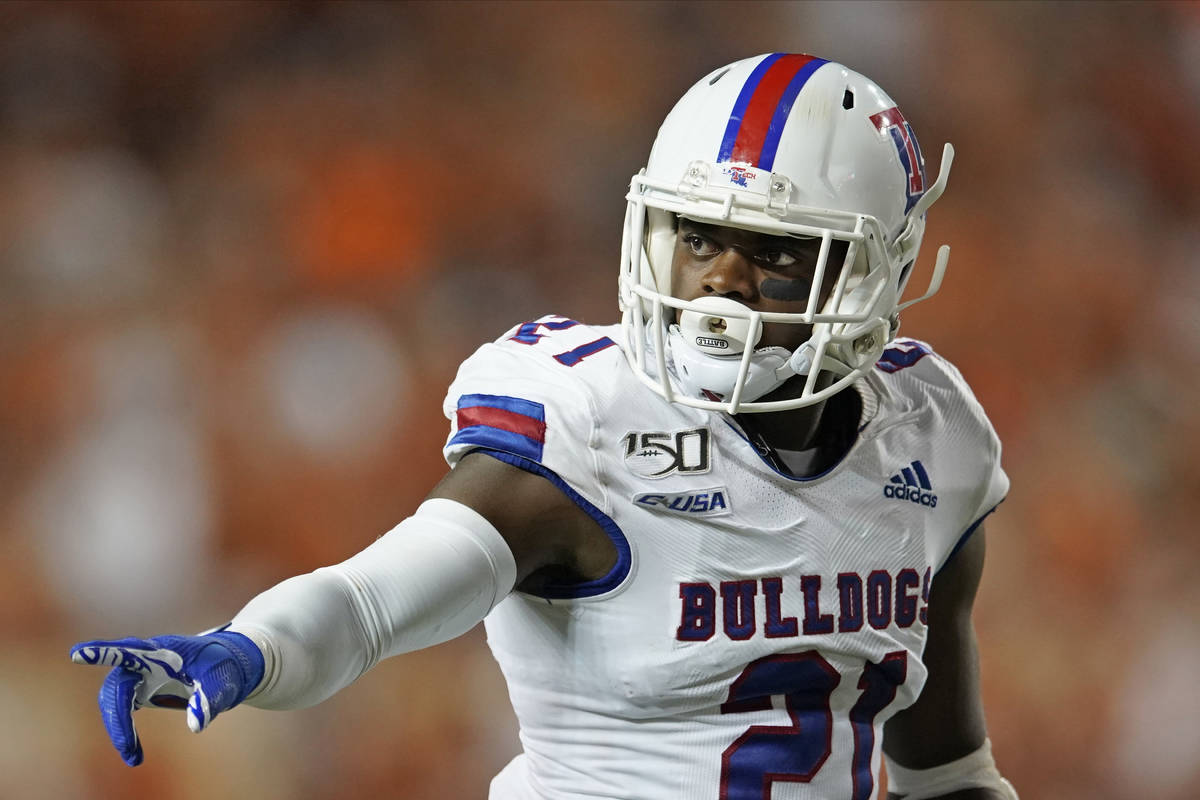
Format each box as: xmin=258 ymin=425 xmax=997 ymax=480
xmin=70 ymin=627 xmax=265 ymax=766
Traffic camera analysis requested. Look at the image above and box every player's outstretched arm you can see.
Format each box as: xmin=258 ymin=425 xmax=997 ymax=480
xmin=70 ymin=495 xmax=517 ymax=765
xmin=882 ymin=526 xmax=1017 ymax=800
xmin=70 ymin=451 xmax=598 ymax=766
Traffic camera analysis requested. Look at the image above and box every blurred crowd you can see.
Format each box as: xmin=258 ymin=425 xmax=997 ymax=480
xmin=1 ymin=2 xmax=1197 ymax=799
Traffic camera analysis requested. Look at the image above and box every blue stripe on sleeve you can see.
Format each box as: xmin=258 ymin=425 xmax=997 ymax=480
xmin=449 ymin=425 xmax=543 ymax=463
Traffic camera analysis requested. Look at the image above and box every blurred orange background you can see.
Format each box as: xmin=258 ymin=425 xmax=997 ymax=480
xmin=2 ymin=2 xmax=1198 ymax=798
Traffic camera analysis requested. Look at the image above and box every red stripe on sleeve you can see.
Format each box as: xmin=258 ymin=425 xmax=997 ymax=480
xmin=456 ymin=405 xmax=546 ymax=443
xmin=730 ymin=54 xmax=816 ymax=166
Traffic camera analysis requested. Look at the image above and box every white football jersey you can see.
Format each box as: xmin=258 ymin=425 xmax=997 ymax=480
xmin=441 ymin=316 xmax=1008 ymax=800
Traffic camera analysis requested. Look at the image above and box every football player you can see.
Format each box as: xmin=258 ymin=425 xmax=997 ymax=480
xmin=73 ymin=53 xmax=1017 ymax=799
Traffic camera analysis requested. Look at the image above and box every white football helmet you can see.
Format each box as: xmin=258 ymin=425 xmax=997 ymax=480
xmin=618 ymin=53 xmax=954 ymax=413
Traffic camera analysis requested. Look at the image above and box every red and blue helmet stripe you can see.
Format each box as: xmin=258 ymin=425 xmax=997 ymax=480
xmin=717 ymin=53 xmax=828 ymax=171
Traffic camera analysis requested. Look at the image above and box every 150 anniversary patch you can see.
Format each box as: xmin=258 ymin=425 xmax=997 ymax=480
xmin=622 ymin=428 xmax=711 ymax=478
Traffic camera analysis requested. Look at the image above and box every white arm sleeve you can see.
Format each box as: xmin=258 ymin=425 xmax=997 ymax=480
xmin=227 ymin=498 xmax=517 ymax=710
xmin=884 ymin=739 xmax=1018 ymax=799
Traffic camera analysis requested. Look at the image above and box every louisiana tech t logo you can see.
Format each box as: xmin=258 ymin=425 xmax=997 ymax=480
xmin=869 ymin=106 xmax=926 ymax=214
xmin=884 ymin=460 xmax=938 ymax=507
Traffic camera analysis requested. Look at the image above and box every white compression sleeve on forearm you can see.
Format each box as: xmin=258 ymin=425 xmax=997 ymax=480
xmin=884 ymin=739 xmax=1018 ymax=799
xmin=227 ymin=498 xmax=517 ymax=710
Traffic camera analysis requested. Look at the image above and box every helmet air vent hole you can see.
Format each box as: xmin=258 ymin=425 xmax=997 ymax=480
xmin=709 ymin=68 xmax=731 ymax=85
xmin=842 ymin=89 xmax=855 ymax=109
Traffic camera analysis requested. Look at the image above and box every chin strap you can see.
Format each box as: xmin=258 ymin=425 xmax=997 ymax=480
xmin=665 ymin=325 xmax=856 ymax=408
xmin=786 ymin=342 xmax=816 ymax=377
xmin=665 ymin=324 xmax=790 ymax=404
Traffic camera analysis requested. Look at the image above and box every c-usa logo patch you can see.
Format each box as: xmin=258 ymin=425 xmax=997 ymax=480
xmin=622 ymin=428 xmax=711 ymax=479
xmin=634 ymin=487 xmax=731 ymax=517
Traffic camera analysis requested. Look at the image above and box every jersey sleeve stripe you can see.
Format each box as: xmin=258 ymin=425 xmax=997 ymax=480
xmin=457 ymin=393 xmax=545 ymax=421
xmin=451 ymin=394 xmax=547 ymax=463
xmin=457 ymin=405 xmax=547 ymax=444
xmin=874 ymin=340 xmax=933 ymax=373
xmin=449 ymin=424 xmax=544 ymax=463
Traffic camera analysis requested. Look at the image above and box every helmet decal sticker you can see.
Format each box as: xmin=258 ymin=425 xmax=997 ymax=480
xmin=869 ymin=107 xmax=927 ymax=213
xmin=722 ymin=165 xmax=755 ymax=187
xmin=717 ymin=53 xmax=828 ymax=170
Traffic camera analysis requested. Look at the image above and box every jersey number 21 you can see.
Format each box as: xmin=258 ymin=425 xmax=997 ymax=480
xmin=720 ymin=650 xmax=908 ymax=800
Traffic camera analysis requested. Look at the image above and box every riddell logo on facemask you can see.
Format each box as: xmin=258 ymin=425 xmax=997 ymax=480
xmin=883 ymin=460 xmax=938 ymax=508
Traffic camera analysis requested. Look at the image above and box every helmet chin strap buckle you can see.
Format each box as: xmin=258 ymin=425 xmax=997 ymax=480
xmin=786 ymin=342 xmax=816 ymax=377
xmin=853 ymin=332 xmax=879 ymax=355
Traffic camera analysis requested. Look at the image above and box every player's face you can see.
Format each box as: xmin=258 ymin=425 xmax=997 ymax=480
xmin=669 ymin=219 xmax=846 ymax=351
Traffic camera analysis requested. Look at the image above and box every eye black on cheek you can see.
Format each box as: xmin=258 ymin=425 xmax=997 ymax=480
xmin=760 ymin=277 xmax=812 ymax=302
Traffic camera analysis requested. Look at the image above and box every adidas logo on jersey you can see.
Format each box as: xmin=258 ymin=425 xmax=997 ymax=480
xmin=884 ymin=460 xmax=938 ymax=507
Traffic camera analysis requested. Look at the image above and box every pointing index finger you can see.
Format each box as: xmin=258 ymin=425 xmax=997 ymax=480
xmin=71 ymin=638 xmax=155 ymax=669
